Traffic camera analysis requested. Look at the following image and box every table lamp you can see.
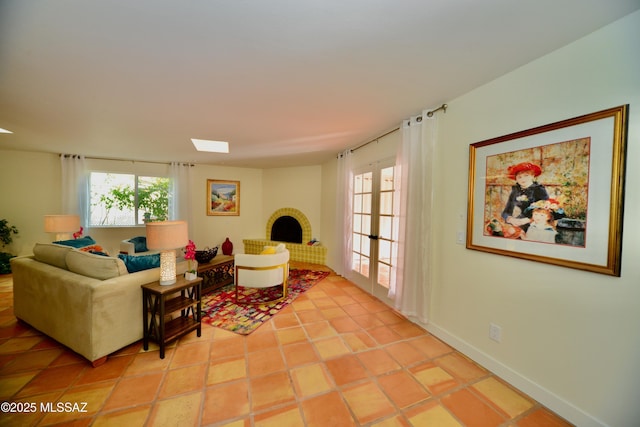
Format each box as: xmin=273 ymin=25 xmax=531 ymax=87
xmin=146 ymin=220 xmax=188 ymax=285
xmin=44 ymin=214 xmax=81 ymax=241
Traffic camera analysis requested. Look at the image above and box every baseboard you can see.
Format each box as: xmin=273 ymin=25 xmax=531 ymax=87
xmin=423 ymin=322 xmax=607 ymax=427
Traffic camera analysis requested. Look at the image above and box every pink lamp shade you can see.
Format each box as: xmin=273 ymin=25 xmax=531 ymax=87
xmin=44 ymin=215 xmax=81 ymax=241
xmin=146 ymin=220 xmax=189 ymax=250
xmin=146 ymin=220 xmax=189 ymax=285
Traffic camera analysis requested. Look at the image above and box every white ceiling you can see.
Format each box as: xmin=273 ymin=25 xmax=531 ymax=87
xmin=1 ymin=1 xmax=638 ymax=168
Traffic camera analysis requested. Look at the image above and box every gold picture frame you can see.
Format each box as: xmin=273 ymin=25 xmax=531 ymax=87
xmin=207 ymin=179 xmax=240 ymax=216
xmin=467 ymin=105 xmax=628 ymax=276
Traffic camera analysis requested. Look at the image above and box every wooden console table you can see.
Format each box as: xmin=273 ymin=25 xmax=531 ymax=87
xmin=197 ymin=254 xmax=234 ymax=294
xmin=141 ymin=276 xmax=202 ymax=359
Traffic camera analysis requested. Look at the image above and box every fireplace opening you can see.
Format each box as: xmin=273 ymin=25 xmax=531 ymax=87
xmin=271 ymin=216 xmax=303 ymax=243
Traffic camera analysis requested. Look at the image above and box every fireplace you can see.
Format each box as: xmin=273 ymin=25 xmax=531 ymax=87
xmin=243 ymin=207 xmax=326 ymax=264
xmin=271 ymin=216 xmax=303 ymax=243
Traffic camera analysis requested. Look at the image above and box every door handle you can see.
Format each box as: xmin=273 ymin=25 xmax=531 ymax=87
xmin=368 ymin=235 xmax=379 ymax=240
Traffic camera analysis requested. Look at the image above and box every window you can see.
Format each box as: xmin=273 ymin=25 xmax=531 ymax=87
xmin=90 ymin=172 xmax=170 ymax=226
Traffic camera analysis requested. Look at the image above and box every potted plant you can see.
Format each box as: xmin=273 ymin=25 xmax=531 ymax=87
xmin=0 ymin=219 xmax=19 ymax=274
xmin=184 ymin=240 xmax=197 ymax=280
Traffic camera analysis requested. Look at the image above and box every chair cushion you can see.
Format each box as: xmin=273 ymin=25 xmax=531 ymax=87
xmin=128 ymin=236 xmax=148 ymax=253
xmin=261 ymin=243 xmax=286 ymax=254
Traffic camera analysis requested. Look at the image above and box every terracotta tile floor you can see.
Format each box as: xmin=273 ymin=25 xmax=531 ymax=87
xmin=0 ymin=264 xmax=573 ymax=426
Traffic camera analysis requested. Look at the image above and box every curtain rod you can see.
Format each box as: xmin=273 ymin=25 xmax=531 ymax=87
xmin=426 ymin=103 xmax=448 ymax=117
xmin=60 ymin=154 xmax=194 ymax=166
xmin=349 ymin=126 xmax=400 ymax=154
xmin=340 ymin=103 xmax=448 ymax=156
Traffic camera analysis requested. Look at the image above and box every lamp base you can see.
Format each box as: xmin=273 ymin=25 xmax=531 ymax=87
xmin=159 ymin=277 xmax=177 ymax=286
xmin=158 ymin=250 xmax=177 ymax=286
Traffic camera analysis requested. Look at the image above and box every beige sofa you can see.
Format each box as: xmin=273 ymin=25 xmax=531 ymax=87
xmin=11 ymin=243 xmax=186 ymax=366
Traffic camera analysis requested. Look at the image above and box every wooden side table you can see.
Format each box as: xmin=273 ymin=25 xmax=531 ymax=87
xmin=141 ymin=276 xmax=202 ymax=359
xmin=197 ymin=254 xmax=234 ymax=294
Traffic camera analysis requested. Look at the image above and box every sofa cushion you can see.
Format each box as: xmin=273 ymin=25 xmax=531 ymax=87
xmin=118 ymin=253 xmax=161 ymax=273
xmin=53 ymin=236 xmax=97 ymax=248
xmin=128 ymin=236 xmax=148 ymax=253
xmin=66 ymin=250 xmax=128 ymax=280
xmin=33 ymin=243 xmax=74 ymax=270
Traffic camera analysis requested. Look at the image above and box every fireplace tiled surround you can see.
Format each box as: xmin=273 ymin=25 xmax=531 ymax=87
xmin=243 ymin=207 xmax=327 ymax=264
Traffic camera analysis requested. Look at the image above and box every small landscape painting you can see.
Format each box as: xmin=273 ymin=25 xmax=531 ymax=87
xmin=207 ymin=179 xmax=240 ymax=216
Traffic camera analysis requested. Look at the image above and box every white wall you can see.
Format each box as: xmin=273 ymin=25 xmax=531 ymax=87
xmin=191 ymin=164 xmax=264 ymax=254
xmin=0 ymin=150 xmax=60 ymax=256
xmin=429 ymin=11 xmax=640 ymax=427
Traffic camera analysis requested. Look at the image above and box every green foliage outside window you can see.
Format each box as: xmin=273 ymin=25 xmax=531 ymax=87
xmin=91 ymin=173 xmax=170 ymax=226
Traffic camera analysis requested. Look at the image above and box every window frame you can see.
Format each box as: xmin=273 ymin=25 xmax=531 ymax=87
xmin=89 ymin=171 xmax=171 ymax=227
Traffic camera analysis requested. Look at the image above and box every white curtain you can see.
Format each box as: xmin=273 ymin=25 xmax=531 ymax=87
xmin=335 ymin=149 xmax=353 ymax=277
xmin=169 ymin=162 xmax=193 ymax=229
xmin=60 ymin=154 xmax=89 ymax=231
xmin=390 ymin=111 xmax=437 ymax=324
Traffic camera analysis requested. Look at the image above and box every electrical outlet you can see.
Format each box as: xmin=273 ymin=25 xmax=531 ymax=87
xmin=489 ymin=323 xmax=502 ymax=343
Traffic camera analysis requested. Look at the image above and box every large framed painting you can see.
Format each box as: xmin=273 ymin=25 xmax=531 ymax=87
xmin=207 ymin=179 xmax=240 ymax=216
xmin=467 ymin=105 xmax=628 ymax=276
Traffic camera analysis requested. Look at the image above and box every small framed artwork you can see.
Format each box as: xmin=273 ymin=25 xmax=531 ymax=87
xmin=207 ymin=179 xmax=240 ymax=216
xmin=467 ymin=105 xmax=628 ymax=276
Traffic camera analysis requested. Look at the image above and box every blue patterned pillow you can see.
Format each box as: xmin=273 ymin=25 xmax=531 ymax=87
xmin=54 ymin=236 xmax=96 ymax=248
xmin=118 ymin=253 xmax=160 ymax=273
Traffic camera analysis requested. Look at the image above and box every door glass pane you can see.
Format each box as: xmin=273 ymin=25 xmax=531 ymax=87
xmin=380 ymin=193 xmax=393 ymax=215
xmin=362 ymin=194 xmax=372 ymax=214
xmin=378 ymin=263 xmax=391 ymax=288
xmin=354 ymin=174 xmax=363 ymax=193
xmin=353 ymin=194 xmax=362 ymax=213
xmin=363 ymin=172 xmax=373 ymax=192
xmin=353 ymin=214 xmax=362 ymax=233
xmin=352 ymin=253 xmax=361 ymax=271
xmin=352 ymin=233 xmax=361 ymax=252
xmin=380 ymin=167 xmax=394 ymax=191
xmin=361 ymin=236 xmax=370 ymax=257
xmin=379 ymin=216 xmax=392 ymax=239
xmin=378 ymin=239 xmax=391 ymax=263
xmin=362 ymin=214 xmax=371 ymax=235
xmin=360 ymin=257 xmax=370 ymax=277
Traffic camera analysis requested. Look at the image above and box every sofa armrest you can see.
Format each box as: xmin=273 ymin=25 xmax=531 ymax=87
xmin=120 ymin=239 xmax=135 ymax=255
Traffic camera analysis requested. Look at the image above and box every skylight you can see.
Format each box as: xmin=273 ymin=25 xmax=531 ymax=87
xmin=191 ymin=138 xmax=229 ymax=153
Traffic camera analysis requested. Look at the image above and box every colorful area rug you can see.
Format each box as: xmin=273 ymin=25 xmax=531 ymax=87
xmin=201 ymin=269 xmax=330 ymax=335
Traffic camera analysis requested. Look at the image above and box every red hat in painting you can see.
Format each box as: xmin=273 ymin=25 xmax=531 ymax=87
xmin=507 ymin=162 xmax=542 ymax=180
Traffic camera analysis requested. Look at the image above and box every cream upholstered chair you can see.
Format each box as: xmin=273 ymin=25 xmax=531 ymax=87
xmin=234 ymin=245 xmax=290 ymax=304
xmin=119 ymin=236 xmax=161 ymax=257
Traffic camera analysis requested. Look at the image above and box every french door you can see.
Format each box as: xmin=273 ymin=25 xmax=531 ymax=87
xmin=350 ymin=159 xmax=398 ymax=302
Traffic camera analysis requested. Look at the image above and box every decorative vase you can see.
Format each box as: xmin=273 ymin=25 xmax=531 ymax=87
xmin=222 ymin=237 xmax=233 ymax=255
xmin=184 ymin=272 xmax=197 ymax=281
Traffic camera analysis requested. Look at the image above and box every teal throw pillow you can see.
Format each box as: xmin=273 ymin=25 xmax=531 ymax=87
xmin=128 ymin=236 xmax=148 ymax=253
xmin=118 ymin=253 xmax=160 ymax=273
xmin=54 ymin=236 xmax=96 ymax=248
